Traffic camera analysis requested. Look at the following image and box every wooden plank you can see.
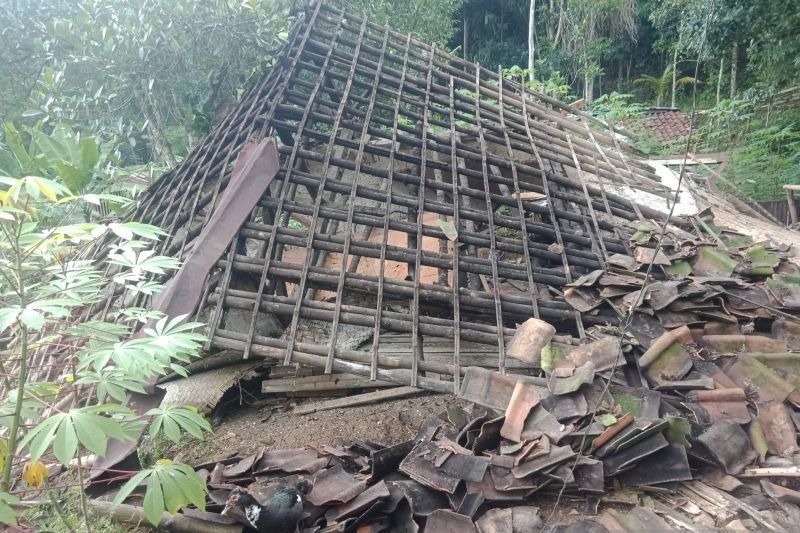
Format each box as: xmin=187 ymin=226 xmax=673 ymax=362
xmin=786 ymin=189 xmax=799 ymax=225
xmin=511 ymin=191 xmax=547 ymax=201
xmin=739 ymin=466 xmax=800 ymax=478
xmin=262 ymin=373 xmax=395 ymax=393
xmin=682 ymin=481 xmax=784 ymax=532
xmin=294 ymin=386 xmax=424 ymax=415
xmin=648 ymin=157 xmax=721 ymax=166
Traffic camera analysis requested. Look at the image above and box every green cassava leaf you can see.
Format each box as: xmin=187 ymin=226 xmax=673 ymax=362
xmin=143 ymin=470 xmax=165 ymax=526
xmin=146 ymin=405 xmax=211 ymax=444
xmin=112 ymin=461 xmax=206 ymax=525
xmin=0 ymin=492 xmax=19 ymax=526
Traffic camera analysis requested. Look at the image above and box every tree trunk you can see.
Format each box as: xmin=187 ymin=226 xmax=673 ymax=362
xmin=546 ymin=0 xmax=555 ymax=41
xmin=730 ymin=41 xmax=738 ymax=99
xmin=617 ymin=58 xmax=623 ymax=92
xmin=716 ymin=57 xmax=724 ymax=105
xmin=626 ymin=58 xmax=631 ymax=86
xmin=671 ymin=46 xmax=678 ymax=108
xmin=463 ymin=14 xmax=469 ymax=61
xmin=139 ymin=85 xmax=178 ymax=168
xmin=528 ymin=0 xmax=536 ymax=82
xmin=553 ymin=0 xmax=564 ymax=46
xmin=585 ymin=65 xmax=594 ymax=103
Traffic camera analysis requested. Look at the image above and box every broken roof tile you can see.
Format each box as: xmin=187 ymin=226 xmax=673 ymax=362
xmin=697 ymin=420 xmax=758 ymax=475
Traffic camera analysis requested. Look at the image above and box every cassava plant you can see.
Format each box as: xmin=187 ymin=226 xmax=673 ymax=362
xmin=0 ymin=174 xmax=210 ymax=528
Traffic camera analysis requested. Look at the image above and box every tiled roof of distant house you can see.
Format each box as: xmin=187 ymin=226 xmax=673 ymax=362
xmin=643 ymin=107 xmax=690 ymax=143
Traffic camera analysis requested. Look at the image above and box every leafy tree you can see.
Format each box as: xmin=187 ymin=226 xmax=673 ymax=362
xmin=1 ymin=0 xmax=294 ymax=167
xmin=345 ymin=0 xmax=462 ymax=46
xmin=0 ymin=151 xmax=210 ymax=527
xmin=634 ymin=66 xmax=697 ymax=106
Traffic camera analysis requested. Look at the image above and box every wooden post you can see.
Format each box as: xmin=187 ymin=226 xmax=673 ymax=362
xmin=784 ymin=184 xmax=800 ymax=226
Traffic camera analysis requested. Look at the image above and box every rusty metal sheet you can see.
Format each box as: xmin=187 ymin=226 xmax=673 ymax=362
xmin=90 ymin=141 xmax=280 ymax=481
xmin=697 ymin=420 xmax=758 ymax=475
xmin=307 ymin=464 xmax=367 ymax=506
xmin=501 ymin=381 xmax=541 ymax=442
xmin=757 ymin=401 xmax=799 ymax=457
xmin=506 ymin=318 xmax=555 ymax=365
xmin=153 ymin=139 xmax=279 ymax=318
xmin=426 ymin=509 xmax=477 ymax=533
xmin=255 ymin=447 xmax=329 ymax=474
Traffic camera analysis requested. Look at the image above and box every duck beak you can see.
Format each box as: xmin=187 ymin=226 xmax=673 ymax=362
xmin=221 ymin=502 xmax=233 ymax=516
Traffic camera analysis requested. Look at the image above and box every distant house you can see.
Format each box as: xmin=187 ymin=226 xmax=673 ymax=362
xmin=640 ymin=107 xmax=690 ymax=144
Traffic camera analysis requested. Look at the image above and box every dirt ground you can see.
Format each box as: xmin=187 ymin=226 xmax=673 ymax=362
xmin=174 ymin=392 xmax=600 ymax=527
xmin=188 ymin=393 xmax=467 ymax=459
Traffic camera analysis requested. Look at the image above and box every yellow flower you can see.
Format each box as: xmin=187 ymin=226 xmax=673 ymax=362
xmin=22 ymin=461 xmax=48 ymax=490
xmin=155 ymin=458 xmax=172 ymax=465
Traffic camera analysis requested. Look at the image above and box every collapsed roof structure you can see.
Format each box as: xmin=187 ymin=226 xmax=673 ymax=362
xmin=82 ymin=0 xmax=710 ymax=393
xmin=55 ymin=1 xmax=800 ymax=530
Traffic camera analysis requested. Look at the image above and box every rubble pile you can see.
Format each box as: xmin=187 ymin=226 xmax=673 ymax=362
xmin=158 ymin=210 xmax=800 ymax=532
xmin=183 ymin=326 xmax=800 ymax=530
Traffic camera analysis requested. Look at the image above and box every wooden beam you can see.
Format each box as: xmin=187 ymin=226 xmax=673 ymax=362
xmin=262 ymin=373 xmax=395 ymax=394
xmin=294 ymin=386 xmax=424 ymax=415
xmin=785 ymin=185 xmax=800 ymax=225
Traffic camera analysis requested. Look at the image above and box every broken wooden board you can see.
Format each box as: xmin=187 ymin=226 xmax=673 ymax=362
xmin=294 ymin=386 xmax=423 ymax=415
xmin=263 ymin=373 xmax=396 ymax=394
